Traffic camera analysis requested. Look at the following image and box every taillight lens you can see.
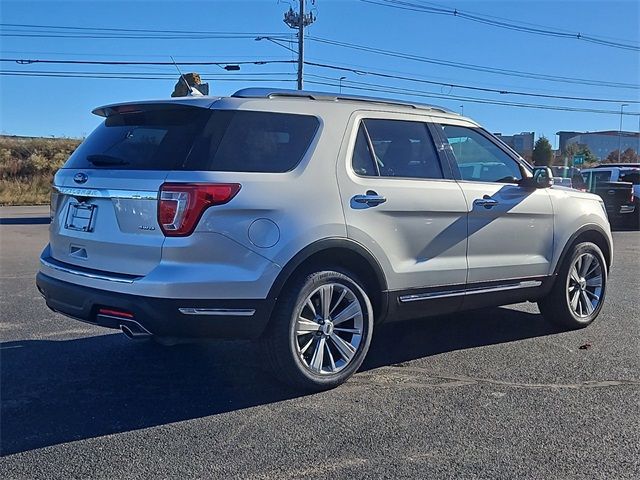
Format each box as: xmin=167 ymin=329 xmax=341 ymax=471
xmin=50 ymin=188 xmax=60 ymax=220
xmin=158 ymin=183 xmax=241 ymax=236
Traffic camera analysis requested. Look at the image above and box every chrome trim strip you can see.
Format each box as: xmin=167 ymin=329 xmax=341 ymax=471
xmin=178 ymin=308 xmax=256 ymax=317
xmin=399 ymin=280 xmax=543 ymax=303
xmin=55 ymin=186 xmax=158 ymax=200
xmin=40 ymin=257 xmax=138 ymax=284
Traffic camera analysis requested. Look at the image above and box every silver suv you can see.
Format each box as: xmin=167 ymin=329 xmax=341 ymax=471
xmin=37 ymin=88 xmax=613 ymax=390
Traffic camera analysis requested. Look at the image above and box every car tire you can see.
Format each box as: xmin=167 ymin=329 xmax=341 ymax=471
xmin=262 ymin=269 xmax=374 ymax=391
xmin=538 ymin=241 xmax=607 ymax=329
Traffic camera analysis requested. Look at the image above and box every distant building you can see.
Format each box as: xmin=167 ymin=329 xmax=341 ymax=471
xmin=556 ymin=131 xmax=582 ymax=153
xmin=558 ymin=130 xmax=640 ymax=160
xmin=493 ymin=131 xmax=534 ymax=157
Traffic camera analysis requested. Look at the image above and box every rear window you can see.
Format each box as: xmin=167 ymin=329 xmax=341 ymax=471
xmin=65 ymin=107 xmax=319 ymax=173
xmin=63 ymin=106 xmax=210 ymax=170
xmin=619 ymin=170 xmax=640 ymax=185
xmin=184 ymin=110 xmax=319 ymax=173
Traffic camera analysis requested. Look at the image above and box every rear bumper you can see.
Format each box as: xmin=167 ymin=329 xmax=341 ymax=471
xmin=36 ymin=272 xmax=274 ymax=340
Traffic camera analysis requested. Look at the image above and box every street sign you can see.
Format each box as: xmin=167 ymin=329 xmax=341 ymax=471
xmin=573 ymin=154 xmax=585 ymax=166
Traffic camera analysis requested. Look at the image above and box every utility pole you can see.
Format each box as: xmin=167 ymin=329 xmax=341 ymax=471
xmin=284 ymin=1 xmax=316 ymax=90
xmin=618 ymin=103 xmax=628 ymax=162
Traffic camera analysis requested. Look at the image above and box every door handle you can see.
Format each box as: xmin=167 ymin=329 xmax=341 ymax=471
xmin=353 ymin=190 xmax=387 ymax=206
xmin=474 ymin=195 xmax=499 ymax=209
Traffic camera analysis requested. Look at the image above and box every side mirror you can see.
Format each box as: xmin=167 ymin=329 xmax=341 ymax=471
xmin=521 ymin=166 xmax=553 ymax=189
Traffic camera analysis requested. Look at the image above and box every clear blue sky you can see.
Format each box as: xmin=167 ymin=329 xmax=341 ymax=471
xmin=1 ymin=0 xmax=638 ymax=148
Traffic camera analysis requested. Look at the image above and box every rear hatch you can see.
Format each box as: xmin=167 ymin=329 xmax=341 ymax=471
xmin=50 ymin=103 xmax=211 ymax=276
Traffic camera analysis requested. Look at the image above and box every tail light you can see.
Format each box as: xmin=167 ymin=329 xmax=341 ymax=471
xmin=50 ymin=189 xmax=60 ymax=219
xmin=158 ymin=183 xmax=241 ymax=236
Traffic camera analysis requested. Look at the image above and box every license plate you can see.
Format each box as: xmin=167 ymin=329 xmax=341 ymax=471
xmin=65 ymin=203 xmax=97 ymax=232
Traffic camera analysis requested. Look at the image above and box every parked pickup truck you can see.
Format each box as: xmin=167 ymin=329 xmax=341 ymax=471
xmin=582 ymin=166 xmax=639 ymax=228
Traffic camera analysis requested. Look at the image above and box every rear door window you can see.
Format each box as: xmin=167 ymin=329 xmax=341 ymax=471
xmin=351 ymin=119 xmax=444 ymax=179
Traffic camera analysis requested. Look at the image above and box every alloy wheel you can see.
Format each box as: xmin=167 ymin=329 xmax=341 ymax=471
xmin=567 ymin=252 xmax=603 ymax=318
xmin=294 ymin=283 xmax=364 ymax=375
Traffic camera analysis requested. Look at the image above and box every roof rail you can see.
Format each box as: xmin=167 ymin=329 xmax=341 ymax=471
xmin=231 ymin=88 xmax=454 ymax=114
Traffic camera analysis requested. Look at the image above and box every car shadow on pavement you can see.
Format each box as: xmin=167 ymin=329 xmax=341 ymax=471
xmin=1 ymin=307 xmax=561 ymax=456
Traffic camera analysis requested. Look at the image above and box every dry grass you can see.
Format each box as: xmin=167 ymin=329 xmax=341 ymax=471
xmin=0 ymin=136 xmax=81 ymax=205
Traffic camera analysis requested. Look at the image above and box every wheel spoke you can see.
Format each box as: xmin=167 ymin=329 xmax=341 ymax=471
xmin=332 ymin=300 xmax=361 ymax=326
xmin=320 ymin=284 xmax=333 ymax=320
xmin=310 ymin=337 xmax=326 ymax=372
xmin=579 ymin=254 xmax=593 ymax=277
xmin=334 ymin=327 xmax=362 ymax=335
xmin=585 ymin=290 xmax=600 ymax=301
xmin=325 ymin=341 xmax=336 ymax=372
xmin=296 ymin=317 xmax=320 ymax=335
xmin=330 ymin=333 xmax=355 ymax=362
xmin=300 ymin=336 xmax=315 ymax=354
xmin=570 ymin=290 xmax=580 ymax=311
xmin=581 ymin=291 xmax=594 ymax=315
xmin=586 ymin=275 xmax=602 ymax=287
xmin=329 ymin=288 xmax=347 ymax=316
xmin=305 ymin=298 xmax=317 ymax=318
xmin=570 ymin=267 xmax=581 ymax=283
xmin=585 ymin=263 xmax=600 ymax=278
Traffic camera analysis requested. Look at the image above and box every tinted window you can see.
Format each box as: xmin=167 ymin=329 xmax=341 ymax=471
xmin=620 ymin=170 xmax=640 ymax=185
xmin=64 ymin=106 xmax=210 ymax=170
xmin=65 ymin=107 xmax=318 ymax=173
xmin=352 ymin=119 xmax=443 ymax=179
xmin=186 ymin=111 xmax=319 ymax=173
xmin=440 ymin=125 xmax=523 ymax=183
xmin=352 ymin=125 xmax=377 ymax=176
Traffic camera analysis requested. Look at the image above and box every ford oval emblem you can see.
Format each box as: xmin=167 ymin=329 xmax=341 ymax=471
xmin=74 ymin=172 xmax=88 ymax=184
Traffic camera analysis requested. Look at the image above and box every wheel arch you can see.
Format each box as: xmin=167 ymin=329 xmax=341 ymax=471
xmin=554 ymin=224 xmax=612 ymax=276
xmin=267 ymin=238 xmax=389 ymax=324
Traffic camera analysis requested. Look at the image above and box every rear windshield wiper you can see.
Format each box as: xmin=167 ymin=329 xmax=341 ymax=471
xmin=87 ymin=154 xmax=130 ymax=166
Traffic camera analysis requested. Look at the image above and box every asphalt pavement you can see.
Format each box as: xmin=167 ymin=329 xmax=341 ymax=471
xmin=1 ymin=207 xmax=638 ymax=479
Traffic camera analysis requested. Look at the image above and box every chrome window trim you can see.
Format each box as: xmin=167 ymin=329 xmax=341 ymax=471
xmin=399 ymin=280 xmax=543 ymax=303
xmin=178 ymin=308 xmax=256 ymax=317
xmin=55 ymin=186 xmax=158 ymax=200
xmin=40 ymin=257 xmax=140 ymax=284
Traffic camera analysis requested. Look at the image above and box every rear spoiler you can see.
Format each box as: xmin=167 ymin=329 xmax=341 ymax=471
xmin=92 ymin=97 xmax=221 ymax=117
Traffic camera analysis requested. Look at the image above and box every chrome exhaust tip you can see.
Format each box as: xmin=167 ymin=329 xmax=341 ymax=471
xmin=120 ymin=322 xmax=151 ymax=340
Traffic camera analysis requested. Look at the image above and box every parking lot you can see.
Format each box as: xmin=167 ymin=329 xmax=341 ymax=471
xmin=1 ymin=207 xmax=638 ymax=479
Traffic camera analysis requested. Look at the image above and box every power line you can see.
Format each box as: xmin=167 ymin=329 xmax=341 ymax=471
xmin=0 ymin=23 xmax=290 ymax=40
xmin=303 ymin=61 xmax=640 ymax=104
xmin=5 ymin=56 xmax=637 ymax=103
xmin=363 ymin=0 xmax=640 ymax=52
xmin=306 ymin=36 xmax=639 ymax=90
xmin=4 ymin=65 xmax=638 ymax=117
xmin=0 ymin=22 xmax=287 ymax=36
xmin=0 ymin=58 xmax=296 ymax=66
xmin=0 ymin=69 xmax=296 ymax=77
xmin=303 ymin=76 xmax=640 ymax=116
xmin=0 ymin=72 xmax=295 ymax=82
